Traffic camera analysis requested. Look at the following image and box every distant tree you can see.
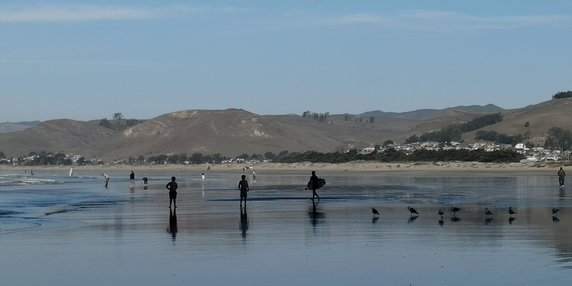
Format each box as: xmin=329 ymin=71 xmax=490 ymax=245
xmin=553 ymin=91 xmax=572 ymax=99
xmin=545 ymin=127 xmax=572 ymax=150
xmin=99 ymin=119 xmax=112 ymax=129
xmin=237 ymin=153 xmax=250 ymax=160
xmin=0 ymin=150 xmax=5 ymax=159
xmin=190 ymin=153 xmax=204 ymax=164
xmin=382 ymin=140 xmax=394 ymax=147
xmin=264 ymin=152 xmax=276 ymax=161
xmin=524 ymin=121 xmax=530 ymax=127
xmin=404 ymin=134 xmax=420 ymax=144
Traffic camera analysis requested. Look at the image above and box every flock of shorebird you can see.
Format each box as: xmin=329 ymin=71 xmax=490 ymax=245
xmin=370 ymin=206 xmax=562 ymax=223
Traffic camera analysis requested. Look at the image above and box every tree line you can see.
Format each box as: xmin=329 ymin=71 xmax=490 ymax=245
xmin=278 ymin=148 xmax=524 ymax=164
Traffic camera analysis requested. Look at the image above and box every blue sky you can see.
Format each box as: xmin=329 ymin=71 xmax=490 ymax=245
xmin=2 ymin=0 xmax=572 ymax=122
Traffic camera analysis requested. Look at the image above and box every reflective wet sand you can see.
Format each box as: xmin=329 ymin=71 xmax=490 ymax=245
xmin=1 ymin=170 xmax=572 ymax=285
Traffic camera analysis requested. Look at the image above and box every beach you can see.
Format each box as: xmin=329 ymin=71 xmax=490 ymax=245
xmin=1 ymin=164 xmax=572 ymax=285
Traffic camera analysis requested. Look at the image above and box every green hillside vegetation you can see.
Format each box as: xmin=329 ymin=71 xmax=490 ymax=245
xmin=405 ymin=113 xmax=503 ymax=143
xmin=552 ymin=91 xmax=572 ymax=99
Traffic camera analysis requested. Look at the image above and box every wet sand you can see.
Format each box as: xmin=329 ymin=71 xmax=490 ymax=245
xmin=1 ymin=167 xmax=572 ymax=285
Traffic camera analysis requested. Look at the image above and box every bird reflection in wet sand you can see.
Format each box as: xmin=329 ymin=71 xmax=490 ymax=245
xmin=485 ymin=217 xmax=494 ymax=225
xmin=408 ymin=215 xmax=419 ymax=223
xmin=508 ymin=217 xmax=516 ymax=225
xmin=240 ymin=206 xmax=249 ymax=238
xmin=450 ymin=216 xmax=461 ymax=222
xmin=438 ymin=219 xmax=444 ymax=227
xmin=167 ymin=209 xmax=178 ymax=240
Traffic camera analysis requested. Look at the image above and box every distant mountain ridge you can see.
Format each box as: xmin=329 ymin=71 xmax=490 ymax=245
xmin=1 ymin=101 xmax=570 ymax=160
xmin=0 ymin=121 xmax=40 ymax=134
xmin=361 ymin=104 xmax=503 ymax=120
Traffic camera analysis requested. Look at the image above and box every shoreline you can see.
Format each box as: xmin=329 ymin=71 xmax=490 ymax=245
xmin=1 ymin=161 xmax=567 ymax=175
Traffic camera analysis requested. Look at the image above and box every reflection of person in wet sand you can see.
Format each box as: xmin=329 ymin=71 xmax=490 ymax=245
xmin=101 ymin=173 xmax=110 ymax=188
xmin=166 ymin=176 xmax=178 ymax=209
xmin=238 ymin=175 xmax=249 ymax=207
xmin=168 ymin=209 xmax=178 ymax=240
xmin=240 ymin=207 xmax=249 ymax=238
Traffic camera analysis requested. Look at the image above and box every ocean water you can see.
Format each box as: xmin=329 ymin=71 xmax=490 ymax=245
xmin=1 ymin=169 xmax=572 ymax=285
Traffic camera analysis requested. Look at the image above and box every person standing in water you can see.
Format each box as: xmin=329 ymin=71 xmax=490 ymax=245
xmin=238 ymin=175 xmax=249 ymax=207
xmin=130 ymin=171 xmax=135 ymax=187
xmin=558 ymin=167 xmax=566 ymax=187
xmin=101 ymin=173 xmax=110 ymax=188
xmin=166 ymin=176 xmax=178 ymax=209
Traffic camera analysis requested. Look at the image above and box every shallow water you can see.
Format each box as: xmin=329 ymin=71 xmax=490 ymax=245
xmin=1 ymin=169 xmax=572 ymax=285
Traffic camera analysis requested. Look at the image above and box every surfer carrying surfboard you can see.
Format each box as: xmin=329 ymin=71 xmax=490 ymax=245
xmin=307 ymin=171 xmax=325 ymax=201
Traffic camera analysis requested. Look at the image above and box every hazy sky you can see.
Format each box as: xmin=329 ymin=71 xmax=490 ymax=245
xmin=2 ymin=0 xmax=572 ymax=122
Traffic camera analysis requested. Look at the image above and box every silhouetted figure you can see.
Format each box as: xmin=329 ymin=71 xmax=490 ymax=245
xmin=142 ymin=177 xmax=148 ymax=190
xmin=372 ymin=207 xmax=380 ymax=216
xmin=508 ymin=206 xmax=517 ymax=216
xmin=308 ymin=171 xmax=320 ymax=201
xmin=484 ymin=208 xmax=493 ymax=216
xmin=408 ymin=206 xmax=419 ymax=216
xmin=238 ymin=175 xmax=249 ymax=207
xmin=101 ymin=173 xmax=110 ymax=188
xmin=558 ymin=167 xmax=566 ymax=187
xmin=166 ymin=176 xmax=178 ymax=209
xmin=240 ymin=207 xmax=249 ymax=238
xmin=168 ymin=209 xmax=178 ymax=240
xmin=129 ymin=171 xmax=135 ymax=187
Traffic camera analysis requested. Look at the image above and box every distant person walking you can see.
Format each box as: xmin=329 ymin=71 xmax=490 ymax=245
xmin=130 ymin=171 xmax=135 ymax=187
xmin=166 ymin=176 xmax=178 ymax=209
xmin=252 ymin=169 xmax=256 ymax=182
xmin=101 ymin=173 xmax=110 ymax=188
xmin=308 ymin=171 xmax=320 ymax=201
xmin=558 ymin=167 xmax=566 ymax=186
xmin=238 ymin=174 xmax=249 ymax=207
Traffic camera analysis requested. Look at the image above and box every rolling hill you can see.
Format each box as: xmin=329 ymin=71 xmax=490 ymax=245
xmin=0 ymin=98 xmax=570 ymax=161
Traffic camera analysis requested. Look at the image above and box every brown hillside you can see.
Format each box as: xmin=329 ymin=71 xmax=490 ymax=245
xmin=0 ymin=120 xmax=117 ymax=157
xmin=462 ymin=98 xmax=572 ymax=145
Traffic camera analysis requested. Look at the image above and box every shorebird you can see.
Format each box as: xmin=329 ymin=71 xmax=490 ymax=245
xmin=438 ymin=208 xmax=445 ymax=219
xmin=484 ymin=208 xmax=493 ymax=216
xmin=450 ymin=206 xmax=461 ymax=216
xmin=508 ymin=206 xmax=517 ymax=216
xmin=552 ymin=208 xmax=560 ymax=215
xmin=372 ymin=207 xmax=380 ymax=216
xmin=408 ymin=206 xmax=419 ymax=216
